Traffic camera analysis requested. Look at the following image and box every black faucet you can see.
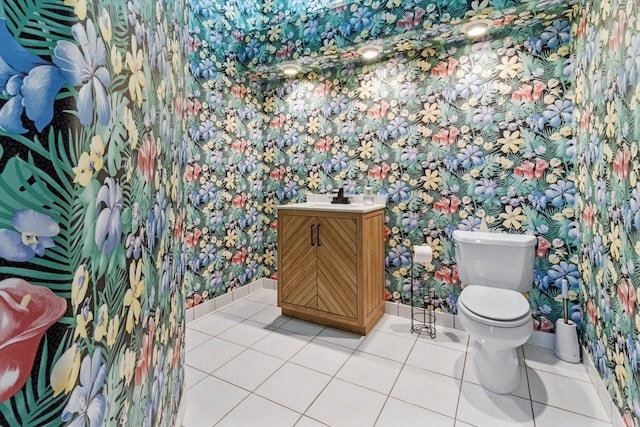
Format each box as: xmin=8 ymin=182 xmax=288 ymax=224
xmin=331 ymin=188 xmax=350 ymax=204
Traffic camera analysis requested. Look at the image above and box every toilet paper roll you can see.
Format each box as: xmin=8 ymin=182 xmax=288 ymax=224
xmin=412 ymin=245 xmax=433 ymax=264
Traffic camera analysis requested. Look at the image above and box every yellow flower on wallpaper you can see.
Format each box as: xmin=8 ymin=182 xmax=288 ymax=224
xmin=99 ymin=8 xmax=112 ymax=43
xmin=74 ymin=305 xmax=93 ymax=339
xmin=72 ymin=153 xmax=95 ymax=187
xmin=500 ymin=206 xmax=527 ymax=230
xmin=107 ymin=315 xmax=120 ymax=347
xmin=120 ymin=348 xmax=136 ymax=385
xmin=64 ymin=0 xmax=86 ymax=20
xmin=71 ymin=265 xmax=88 ymax=313
xmin=422 ymin=169 xmax=442 ymax=191
xmin=94 ymin=304 xmax=109 ymax=342
xmin=123 ymin=259 xmax=145 ymax=333
xmin=499 ymin=130 xmax=525 ymax=154
xmin=126 ymin=35 xmax=146 ymax=107
xmin=421 ymin=103 xmax=440 ymax=123
xmin=50 ymin=344 xmax=80 ymax=397
xmin=605 ymin=101 xmax=618 ymax=138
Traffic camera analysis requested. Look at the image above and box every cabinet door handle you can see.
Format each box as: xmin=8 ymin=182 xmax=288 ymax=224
xmin=310 ymin=224 xmax=315 ymax=246
xmin=317 ymin=223 xmax=321 ymax=247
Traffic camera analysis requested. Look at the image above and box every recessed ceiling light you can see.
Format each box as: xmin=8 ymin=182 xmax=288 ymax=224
xmin=357 ymin=44 xmax=382 ymax=60
xmin=279 ymin=63 xmax=301 ymax=76
xmin=460 ymin=19 xmax=492 ymax=37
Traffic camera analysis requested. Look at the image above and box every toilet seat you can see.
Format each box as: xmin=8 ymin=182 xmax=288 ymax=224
xmin=459 ymin=287 xmax=531 ymax=327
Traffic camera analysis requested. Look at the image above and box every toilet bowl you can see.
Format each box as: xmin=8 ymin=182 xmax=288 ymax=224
xmin=457 ymin=286 xmax=533 ymax=394
xmin=452 ymin=230 xmax=536 ymax=394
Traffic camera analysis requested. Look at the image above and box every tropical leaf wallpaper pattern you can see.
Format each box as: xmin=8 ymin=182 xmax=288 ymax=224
xmin=573 ymin=0 xmax=640 ymax=424
xmin=0 ymin=0 xmax=188 ymax=425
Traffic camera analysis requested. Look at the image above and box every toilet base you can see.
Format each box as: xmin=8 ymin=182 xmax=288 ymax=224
xmin=474 ymin=341 xmax=521 ymax=394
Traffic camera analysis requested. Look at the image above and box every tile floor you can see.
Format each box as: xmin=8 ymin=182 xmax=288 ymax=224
xmin=184 ymin=289 xmax=613 ymax=427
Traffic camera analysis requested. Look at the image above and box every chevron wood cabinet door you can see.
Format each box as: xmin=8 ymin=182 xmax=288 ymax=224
xmin=277 ymin=208 xmax=385 ymax=335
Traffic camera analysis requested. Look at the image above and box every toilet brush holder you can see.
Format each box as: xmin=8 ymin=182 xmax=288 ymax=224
xmin=554 ymin=319 xmax=580 ymax=363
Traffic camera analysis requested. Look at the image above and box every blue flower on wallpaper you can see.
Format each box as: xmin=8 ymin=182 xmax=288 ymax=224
xmin=540 ymin=19 xmax=570 ymax=49
xmin=455 ymin=74 xmax=483 ymax=98
xmin=0 ymin=209 xmax=60 ymax=262
xmin=54 ymin=19 xmax=111 ymax=126
xmin=61 ymin=348 xmax=106 ymax=427
xmin=543 ymin=99 xmax=573 ymax=127
xmin=0 ymin=19 xmax=66 ymax=134
xmin=95 ymin=177 xmax=123 ymax=255
xmin=386 ymin=245 xmax=411 ymax=267
xmin=545 ymin=180 xmax=575 ymax=207
xmin=547 ymin=261 xmax=579 ymax=289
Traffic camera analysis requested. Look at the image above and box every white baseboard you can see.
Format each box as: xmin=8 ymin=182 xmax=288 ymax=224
xmin=175 ymin=385 xmax=186 ymax=427
xmin=186 ymin=278 xmax=267 ymax=323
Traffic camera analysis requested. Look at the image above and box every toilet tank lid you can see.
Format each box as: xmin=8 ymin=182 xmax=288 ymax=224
xmin=452 ymin=230 xmax=537 ymax=247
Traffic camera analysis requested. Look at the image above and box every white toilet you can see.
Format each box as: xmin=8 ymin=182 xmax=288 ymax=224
xmin=453 ymin=229 xmax=537 ymax=394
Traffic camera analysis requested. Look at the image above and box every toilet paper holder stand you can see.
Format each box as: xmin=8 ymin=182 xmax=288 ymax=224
xmin=410 ymin=250 xmax=436 ymax=339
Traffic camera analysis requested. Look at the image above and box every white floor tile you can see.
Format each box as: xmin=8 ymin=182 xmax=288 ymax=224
xmin=291 ymin=339 xmax=355 ymax=376
xmin=454 ymin=422 xmax=475 ymax=427
xmin=188 ymin=312 xmax=243 ymax=336
xmin=375 ymin=397 xmax=455 ymax=427
xmin=523 ymin=344 xmax=591 ymax=381
xmin=213 ymin=348 xmax=285 ymax=391
xmin=218 ymin=299 xmax=270 ymax=319
xmin=336 ymin=351 xmax=403 ymax=394
xmin=532 ymin=402 xmax=614 ymax=427
xmin=252 ymin=329 xmax=314 ymax=360
xmin=406 ymin=339 xmax=466 ymax=379
xmin=456 ymin=381 xmax=534 ymax=427
xmin=183 ymin=376 xmax=248 ymax=427
xmin=424 ymin=326 xmax=470 ymax=352
xmin=306 ymin=378 xmax=387 ymax=427
xmin=247 ymin=289 xmax=278 ymax=305
xmin=390 ymin=365 xmax=460 ymax=418
xmin=249 ymin=305 xmax=290 ymax=328
xmin=373 ymin=314 xmax=415 ymax=338
xmin=184 ymin=365 xmax=207 ymax=390
xmin=279 ymin=318 xmax=326 ymax=337
xmin=357 ymin=330 xmax=416 ymax=363
xmin=315 ymin=327 xmax=366 ymax=349
xmin=255 ymin=362 xmax=332 ymax=413
xmin=528 ymin=368 xmax=610 ymax=421
xmin=295 ymin=416 xmax=329 ymax=426
xmin=185 ymin=337 xmax=245 ymax=374
xmin=185 ymin=328 xmax=212 ymax=352
xmin=216 ymin=394 xmax=300 ymax=427
xmin=217 ymin=320 xmax=274 ymax=347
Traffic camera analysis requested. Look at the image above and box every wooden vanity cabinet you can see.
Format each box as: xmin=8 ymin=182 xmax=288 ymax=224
xmin=277 ymin=207 xmax=385 ymax=335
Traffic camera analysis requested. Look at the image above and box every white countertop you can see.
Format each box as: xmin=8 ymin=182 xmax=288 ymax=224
xmin=277 ymin=193 xmax=386 ymax=213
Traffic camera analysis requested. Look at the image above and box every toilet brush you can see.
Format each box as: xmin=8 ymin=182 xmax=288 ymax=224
xmin=554 ymin=279 xmax=581 ymax=363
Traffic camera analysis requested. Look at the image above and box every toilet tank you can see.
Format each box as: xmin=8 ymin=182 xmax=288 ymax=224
xmin=452 ymin=230 xmax=537 ymax=292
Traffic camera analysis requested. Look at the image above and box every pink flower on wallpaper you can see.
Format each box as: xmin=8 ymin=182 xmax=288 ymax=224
xmin=514 ymin=160 xmax=535 ymax=180
xmin=512 ymin=84 xmax=533 ymax=102
xmin=396 ymin=7 xmax=424 ymax=30
xmin=609 ymin=10 xmax=626 ymax=51
xmin=185 ymin=163 xmax=202 ymax=182
xmin=187 ymin=99 xmax=201 ymax=117
xmin=0 ymin=278 xmax=66 ymax=402
xmin=367 ymin=101 xmax=389 ymax=118
xmin=431 ymin=58 xmax=458 ymax=77
xmin=270 ymin=114 xmax=285 ymax=129
xmin=315 ymin=136 xmax=333 ymax=152
xmin=432 ymin=126 xmax=459 ymax=146
xmin=534 ymin=158 xmax=548 ymax=178
xmin=314 ymin=81 xmax=332 ymax=96
xmin=533 ymin=316 xmax=554 ymax=332
xmin=231 ymin=84 xmax=246 ymax=99
xmin=613 ymin=145 xmax=630 ymax=180
xmin=433 ymin=195 xmax=461 ymax=215
xmin=270 ymin=166 xmax=286 ymax=180
xmin=536 ymin=236 xmax=551 ymax=258
xmin=186 ymin=228 xmax=202 ymax=248
xmin=618 ymin=278 xmax=636 ymax=316
xmin=532 ymin=80 xmax=547 ymax=101
xmin=232 ymin=138 xmax=247 ymax=152
xmin=232 ymin=194 xmax=247 ymax=208
xmin=134 ymin=318 xmax=155 ymax=388
xmin=587 ymin=300 xmax=598 ymax=325
xmin=434 ymin=266 xmax=459 ymax=285
xmin=232 ymin=248 xmax=247 ymax=264
xmin=583 ymin=203 xmax=595 ymax=227
xmin=368 ymin=163 xmax=390 ymax=180
xmin=137 ymin=133 xmax=157 ymax=183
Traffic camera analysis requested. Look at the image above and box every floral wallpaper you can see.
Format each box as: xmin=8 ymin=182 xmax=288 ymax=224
xmin=187 ymin=0 xmax=578 ymax=333
xmin=0 ymin=0 xmax=188 ymax=425
xmin=573 ymin=0 xmax=640 ymax=424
